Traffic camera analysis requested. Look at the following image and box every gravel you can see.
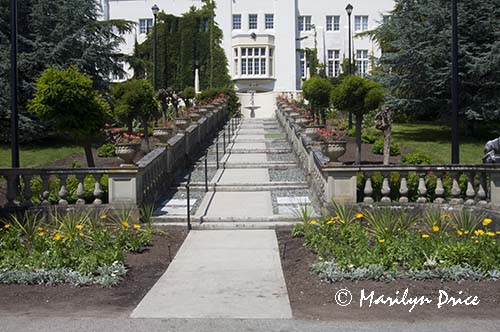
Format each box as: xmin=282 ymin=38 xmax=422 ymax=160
xmin=266 ymin=142 xmax=291 ymax=150
xmin=267 ymin=153 xmax=297 ymax=162
xmin=269 ymin=168 xmax=306 ymax=182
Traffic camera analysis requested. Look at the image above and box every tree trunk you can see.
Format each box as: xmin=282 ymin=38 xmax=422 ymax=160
xmin=127 ymin=120 xmax=133 ymax=135
xmin=142 ymin=117 xmax=150 ymax=152
xmin=383 ymin=129 xmax=391 ymax=166
xmin=83 ymin=143 xmax=95 ymax=168
xmin=355 ymin=114 xmax=363 ymax=165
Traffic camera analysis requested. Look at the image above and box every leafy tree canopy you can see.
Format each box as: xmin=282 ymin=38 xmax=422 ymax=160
xmin=368 ymin=0 xmax=500 ymax=124
xmin=28 ymin=65 xmax=109 ymax=167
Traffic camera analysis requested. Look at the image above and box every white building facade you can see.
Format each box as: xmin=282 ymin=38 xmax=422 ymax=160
xmin=102 ymin=0 xmax=394 ymax=117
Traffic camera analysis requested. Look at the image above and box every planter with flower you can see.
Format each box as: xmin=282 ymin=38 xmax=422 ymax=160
xmin=115 ymin=132 xmax=142 ymax=165
xmin=153 ymin=121 xmax=175 ymax=144
xmin=316 ymin=127 xmax=347 ymax=163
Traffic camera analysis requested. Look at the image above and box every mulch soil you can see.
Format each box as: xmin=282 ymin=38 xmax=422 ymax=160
xmin=339 ymin=136 xmax=408 ymax=165
xmin=0 ymin=230 xmax=187 ymax=318
xmin=277 ymin=230 xmax=500 ymax=322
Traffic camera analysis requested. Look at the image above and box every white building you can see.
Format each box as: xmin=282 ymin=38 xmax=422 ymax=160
xmin=102 ymin=0 xmax=394 ymax=117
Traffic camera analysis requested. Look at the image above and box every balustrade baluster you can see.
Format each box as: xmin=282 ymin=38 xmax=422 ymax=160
xmin=433 ymin=172 xmax=446 ymax=204
xmin=93 ymin=174 xmax=103 ymax=205
xmin=450 ymin=172 xmax=463 ymax=204
xmin=464 ymin=172 xmax=476 ymax=205
xmin=363 ymin=173 xmax=374 ymax=203
xmin=76 ymin=174 xmax=86 ymax=206
xmin=58 ymin=175 xmax=69 ymax=206
xmin=417 ymin=173 xmax=427 ymax=203
xmin=399 ymin=172 xmax=409 ymax=203
xmin=41 ymin=174 xmax=50 ymax=206
xmin=5 ymin=175 xmax=19 ymax=208
xmin=476 ymin=172 xmax=488 ymax=206
xmin=381 ymin=172 xmax=391 ymax=203
xmin=22 ymin=174 xmax=33 ymax=207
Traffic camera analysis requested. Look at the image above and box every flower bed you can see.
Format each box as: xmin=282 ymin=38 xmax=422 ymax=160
xmin=0 ymin=208 xmax=152 ymax=287
xmin=293 ymin=204 xmax=500 ymax=282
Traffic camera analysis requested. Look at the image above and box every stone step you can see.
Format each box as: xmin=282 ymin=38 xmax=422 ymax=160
xmin=172 ymin=182 xmax=309 ymax=191
xmin=152 ymin=215 xmax=304 ymax=224
xmin=228 ymin=149 xmax=292 ymax=154
xmin=153 ymin=221 xmax=300 ymax=230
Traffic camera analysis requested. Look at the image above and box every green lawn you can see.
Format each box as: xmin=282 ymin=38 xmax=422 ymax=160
xmin=392 ymin=123 xmax=485 ymax=164
xmin=0 ymin=142 xmax=81 ymax=168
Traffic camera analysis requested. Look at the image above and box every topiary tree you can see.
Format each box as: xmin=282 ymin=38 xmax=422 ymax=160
xmin=28 ymin=65 xmax=109 ymax=167
xmin=302 ymin=76 xmax=333 ymax=124
xmin=112 ymin=79 xmax=158 ymax=150
xmin=330 ymin=76 xmax=384 ymax=164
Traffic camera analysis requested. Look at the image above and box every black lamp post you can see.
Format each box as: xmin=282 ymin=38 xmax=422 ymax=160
xmin=10 ymin=0 xmax=19 ymax=168
xmin=152 ymin=4 xmax=159 ymax=91
xmin=451 ymin=0 xmax=459 ymax=164
xmin=346 ymin=3 xmax=353 ymax=130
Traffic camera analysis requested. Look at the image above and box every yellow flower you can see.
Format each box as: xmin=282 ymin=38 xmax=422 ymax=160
xmin=475 ymin=240 xmax=480 ymax=244
xmin=432 ymin=225 xmax=440 ymax=233
xmin=53 ymin=233 xmax=62 ymax=241
xmin=422 ymin=234 xmax=430 ymax=239
xmin=332 ymin=216 xmax=340 ymax=221
xmin=474 ymin=230 xmax=485 ymax=237
xmin=378 ymin=239 xmax=385 ymax=244
xmin=326 ymin=220 xmax=334 ymax=225
xmin=487 ymin=232 xmax=495 ymax=237
xmin=441 ymin=214 xmax=451 ymax=220
xmin=464 ymin=230 xmax=470 ymax=235
xmin=482 ymin=218 xmax=493 ymax=227
xmin=38 ymin=231 xmax=44 ymax=237
xmin=4 ymin=224 xmax=11 ymax=229
xmin=310 ymin=220 xmax=317 ymax=225
xmin=37 ymin=227 xmax=44 ymax=232
xmin=75 ymin=224 xmax=84 ymax=230
xmin=355 ymin=213 xmax=364 ymax=219
xmin=340 ymin=219 xmax=346 ymax=224
xmin=78 ymin=232 xmax=85 ymax=237
xmin=121 ymin=221 xmax=129 ymax=228
xmin=133 ymin=224 xmax=141 ymax=230
xmin=100 ymin=215 xmax=107 ymax=220
xmin=496 ymin=231 xmax=500 ymax=235
xmin=457 ymin=230 xmax=463 ymax=236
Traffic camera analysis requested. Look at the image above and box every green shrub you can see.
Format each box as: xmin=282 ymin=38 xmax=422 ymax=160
xmin=401 ymin=152 xmax=432 ymax=164
xmin=372 ymin=139 xmax=400 ymax=156
xmin=300 ymin=206 xmax=500 ymax=281
xmin=0 ymin=208 xmax=152 ymax=286
xmin=97 ymin=143 xmax=116 ymax=158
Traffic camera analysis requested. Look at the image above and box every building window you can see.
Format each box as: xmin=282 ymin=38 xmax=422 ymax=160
xmin=326 ymin=16 xmax=340 ymax=31
xmin=298 ymin=16 xmax=312 ymax=32
xmin=232 ymin=14 xmax=241 ymax=30
xmin=354 ymin=15 xmax=369 ymax=32
xmin=248 ymin=14 xmax=258 ymax=30
xmin=327 ymin=50 xmax=341 ymax=77
xmin=356 ymin=50 xmax=369 ymax=77
xmin=240 ymin=47 xmax=267 ymax=76
xmin=139 ymin=18 xmax=153 ymax=34
xmin=265 ymin=14 xmax=274 ymax=29
xmin=299 ymin=50 xmax=309 ymax=78
xmin=269 ymin=48 xmax=273 ymax=76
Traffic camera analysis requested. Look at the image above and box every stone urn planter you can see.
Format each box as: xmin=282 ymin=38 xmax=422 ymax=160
xmin=320 ymin=141 xmax=347 ymax=163
xmin=304 ymin=126 xmax=323 ymax=141
xmin=153 ymin=127 xmax=175 ymax=144
xmin=115 ymin=143 xmax=140 ymax=165
xmin=174 ymin=117 xmax=191 ymax=130
xmin=189 ymin=112 xmax=202 ymax=122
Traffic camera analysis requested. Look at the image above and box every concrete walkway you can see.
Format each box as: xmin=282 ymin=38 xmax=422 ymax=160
xmin=131 ymin=230 xmax=292 ymax=319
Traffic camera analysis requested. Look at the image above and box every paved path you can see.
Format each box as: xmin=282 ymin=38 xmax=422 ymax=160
xmin=131 ymin=230 xmax=292 ymax=319
xmin=3 ymin=317 xmax=499 ymax=332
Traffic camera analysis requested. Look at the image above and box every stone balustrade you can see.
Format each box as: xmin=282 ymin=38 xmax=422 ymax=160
xmin=276 ymin=102 xmax=500 ymax=211
xmin=0 ymin=104 xmax=231 ymax=211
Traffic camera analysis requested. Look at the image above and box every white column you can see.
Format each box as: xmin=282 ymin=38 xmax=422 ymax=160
xmin=195 ymin=68 xmax=200 ymax=94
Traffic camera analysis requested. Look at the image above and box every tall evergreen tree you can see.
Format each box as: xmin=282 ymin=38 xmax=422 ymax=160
xmin=0 ymin=0 xmax=133 ymax=143
xmin=368 ymin=0 xmax=500 ymax=131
